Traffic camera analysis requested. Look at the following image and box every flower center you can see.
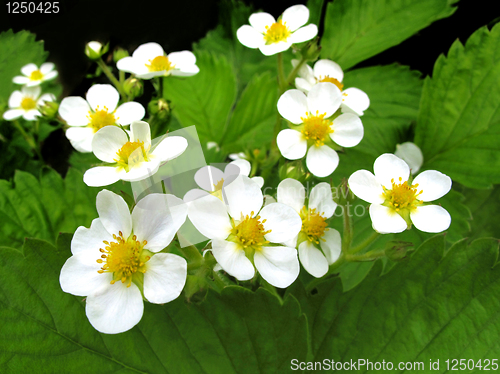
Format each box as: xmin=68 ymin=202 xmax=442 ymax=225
xmin=382 ymin=177 xmax=423 ymax=213
xmin=114 ymin=140 xmax=149 ymax=172
xmin=300 ymin=111 xmax=333 ymax=146
xmin=264 ymin=20 xmax=291 ymax=44
xmin=210 ymin=178 xmax=225 ymax=201
xmin=146 ymin=56 xmax=174 ymax=72
xmin=318 ymin=76 xmax=344 ymax=91
xmin=97 ymin=232 xmax=151 ymax=287
xmin=29 ymin=70 xmax=43 ymax=81
xmin=20 ymin=97 xmax=37 ymax=110
xmin=300 ymin=206 xmax=327 ymax=244
xmin=231 ymin=212 xmax=271 ymax=251
xmin=88 ymin=106 xmax=116 ymax=132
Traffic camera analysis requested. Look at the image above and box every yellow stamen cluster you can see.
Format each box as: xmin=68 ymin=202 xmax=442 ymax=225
xmin=20 ymin=97 xmax=37 ymax=110
xmin=300 ymin=206 xmax=327 ymax=244
xmin=97 ymin=231 xmax=150 ymax=287
xmin=146 ymin=55 xmax=173 ymax=72
xmin=88 ymin=106 xmax=116 ymax=132
xmin=318 ymin=75 xmax=344 ymax=91
xmin=264 ymin=20 xmax=291 ymax=44
xmin=114 ymin=140 xmax=149 ymax=172
xmin=211 ymin=178 xmax=225 ymax=201
xmin=382 ymin=177 xmax=423 ymax=212
xmin=301 ymin=111 xmax=333 ymax=146
xmin=232 ymin=212 xmax=271 ymax=250
xmin=29 ymin=70 xmax=43 ymax=81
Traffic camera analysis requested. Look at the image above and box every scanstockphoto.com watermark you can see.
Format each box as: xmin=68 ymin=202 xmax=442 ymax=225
xmin=291 ymin=358 xmax=499 ymax=371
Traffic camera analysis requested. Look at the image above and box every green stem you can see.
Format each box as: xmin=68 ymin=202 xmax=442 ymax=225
xmin=305 ymin=254 xmax=346 ymax=293
xmin=345 ymin=248 xmax=386 ymax=262
xmin=12 ymin=120 xmax=43 ymax=161
xmin=277 ymin=53 xmax=287 ymax=93
xmin=285 ymin=57 xmax=306 ymax=87
xmin=119 ymin=69 xmax=125 ymax=85
xmin=349 ymin=232 xmax=381 ymax=254
xmin=341 ymin=205 xmax=353 ymax=253
xmin=96 ymin=58 xmax=127 ymax=98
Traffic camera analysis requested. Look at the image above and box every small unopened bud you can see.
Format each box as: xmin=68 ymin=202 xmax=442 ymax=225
xmin=113 ymin=47 xmax=129 ymax=63
xmin=85 ymin=41 xmax=109 ymax=60
xmin=123 ymin=77 xmax=143 ymax=99
xmin=333 ymin=178 xmax=356 ymax=206
xmin=39 ymin=101 xmax=59 ymax=119
xmin=148 ymin=98 xmax=170 ymax=120
xmin=300 ymin=37 xmax=321 ymax=62
xmin=279 ymin=161 xmax=303 ymax=181
xmin=385 ymin=241 xmax=414 ymax=262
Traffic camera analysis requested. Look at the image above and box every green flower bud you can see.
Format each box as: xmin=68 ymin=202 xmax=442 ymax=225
xmin=333 ymin=178 xmax=356 ymax=206
xmin=39 ymin=100 xmax=59 ymax=119
xmin=148 ymin=98 xmax=170 ymax=121
xmin=279 ymin=160 xmax=304 ymax=181
xmin=123 ymin=77 xmax=143 ymax=99
xmin=113 ymin=47 xmax=129 ymax=63
xmin=85 ymin=41 xmax=109 ymax=60
xmin=300 ymin=37 xmax=321 ymax=62
xmin=385 ymin=241 xmax=414 ymax=262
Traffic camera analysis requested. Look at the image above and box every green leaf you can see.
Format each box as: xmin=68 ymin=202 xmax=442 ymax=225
xmin=221 ymin=72 xmax=278 ymax=153
xmin=415 ymin=24 xmax=500 ymax=188
xmin=0 ymin=30 xmax=48 ymax=103
xmin=461 ymin=185 xmax=500 ymax=240
xmin=163 ymin=51 xmax=237 ymax=145
xmin=321 ymin=0 xmax=457 ymax=69
xmin=0 ymin=168 xmax=99 ymax=249
xmin=0 ymin=235 xmax=308 ymax=373
xmin=296 ymin=236 xmax=500 ymax=364
xmin=307 ymin=0 xmax=325 ymax=26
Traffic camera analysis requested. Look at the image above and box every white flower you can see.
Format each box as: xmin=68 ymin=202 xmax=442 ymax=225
xmin=277 ymin=83 xmax=364 ymax=177
xmin=293 ymin=59 xmax=370 ymax=116
xmin=2 ymin=86 xmax=55 ymax=121
xmin=236 ymin=4 xmax=318 ymax=56
xmin=348 ymin=154 xmax=452 ymax=234
xmin=59 ymin=84 xmax=145 ymax=153
xmin=277 ymin=178 xmax=340 ymax=277
xmin=395 ymin=142 xmax=423 ymax=174
xmin=83 ymin=121 xmax=187 ymax=187
xmin=183 ymin=159 xmax=264 ymax=202
xmin=229 ymin=152 xmax=247 ymax=161
xmin=85 ymin=41 xmax=108 ymax=60
xmin=188 ymin=175 xmax=302 ymax=288
xmin=60 ymin=190 xmax=188 ymax=334
xmin=116 ymin=42 xmax=199 ymax=79
xmin=12 ymin=62 xmax=58 ymax=87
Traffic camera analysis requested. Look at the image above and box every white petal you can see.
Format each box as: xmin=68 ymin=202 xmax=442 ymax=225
xmin=60 ymin=253 xmax=112 ymax=297
xmin=86 ymin=84 xmax=120 ymax=112
xmin=298 ymin=241 xmax=328 ymax=278
xmin=306 ymin=145 xmax=339 ymax=177
xmin=8 ymin=90 xmax=23 ymax=108
xmin=307 ymin=82 xmax=342 ymax=118
xmin=171 ymin=64 xmax=200 ymax=77
xmin=277 ymin=178 xmax=305 ymax=213
xmin=144 ymin=253 xmax=187 ymax=303
xmin=236 ymin=25 xmax=265 ymax=49
xmin=3 ymin=109 xmax=24 ymax=120
xmin=225 ymin=175 xmax=263 ymax=219
xmin=187 ymin=194 xmax=232 ymax=240
xmin=320 ymin=229 xmax=342 ymax=264
xmin=330 ymin=113 xmax=363 ymax=147
xmin=43 ymin=70 xmax=58 ymax=81
xmin=38 ymin=93 xmax=55 ymax=105
xmin=260 ymin=202 xmax=302 ymax=243
xmin=282 ymin=4 xmax=309 ymax=32
xmin=132 ymin=42 xmax=164 ymax=62
xmin=410 ymin=205 xmax=451 ymax=233
xmin=117 ymin=57 xmax=148 ymax=75
xmin=254 ymin=246 xmax=299 ymax=288
xmin=86 ymin=282 xmax=143 ymax=334
xmin=40 ymin=62 xmax=55 ymax=74
xmin=259 ymin=41 xmax=292 ymax=56
xmin=309 ymin=182 xmax=337 ymax=218
xmin=71 ymin=218 xmax=113 ymax=255
xmin=183 ymin=188 xmax=210 ymax=202
xmin=292 ymin=59 xmax=314 ymax=81
xmin=277 ymin=129 xmax=307 ymax=160
xmin=194 ymin=166 xmax=225 ymax=192
xmin=21 ymin=63 xmax=38 ymax=76
xmin=96 ymin=190 xmax=132 ymax=238
xmin=132 ymin=194 xmax=187 ymax=252
xmin=313 ymin=59 xmax=343 ymax=81
xmin=229 ymin=159 xmax=251 ymax=177
xmin=251 ymin=176 xmax=265 ymax=188
xmin=23 ymin=109 xmax=41 ymax=121
xmin=212 ymin=240 xmax=255 ymax=280
xmin=341 ymin=87 xmax=370 ymax=116
xmin=21 ymin=85 xmax=41 ymax=99
xmin=374 ymin=153 xmax=410 ymax=189
xmin=12 ymin=76 xmax=30 ymax=85
xmin=66 ymin=127 xmax=95 ymax=153
xmin=369 ymin=204 xmax=407 ymax=234
xmin=288 ymin=24 xmax=318 ymax=44
xmin=295 ymin=77 xmax=313 ymax=93
xmin=83 ymin=166 xmax=121 ymax=187
xmin=412 ymin=170 xmax=452 ymax=202
xmin=395 ymin=142 xmax=423 ymax=174
xmin=59 ymin=97 xmax=91 ymax=127
xmin=151 ymin=136 xmax=188 ymax=162
xmin=263 ymin=194 xmax=277 ymax=206
xmin=92 ymin=126 xmax=128 ymax=162
xmin=118 ymin=160 xmax=161 ymax=182
xmin=348 ymin=170 xmax=385 ymax=204
xmin=277 ymin=89 xmax=308 ymax=124
xmin=168 ymin=51 xmax=196 ymax=67
xmin=114 ymin=102 xmax=145 ymax=126
xmin=130 ymin=121 xmax=151 ymax=149
xmin=249 ymin=12 xmax=275 ymax=33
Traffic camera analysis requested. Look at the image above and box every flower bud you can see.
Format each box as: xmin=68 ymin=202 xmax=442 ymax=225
xmin=279 ymin=161 xmax=303 ymax=181
xmin=39 ymin=101 xmax=59 ymax=119
xmin=148 ymin=98 xmax=170 ymax=121
xmin=113 ymin=47 xmax=129 ymax=63
xmin=300 ymin=37 xmax=321 ymax=62
xmin=123 ymin=77 xmax=143 ymax=99
xmin=85 ymin=41 xmax=109 ymax=60
xmin=333 ymin=178 xmax=356 ymax=206
xmin=385 ymin=241 xmax=414 ymax=261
